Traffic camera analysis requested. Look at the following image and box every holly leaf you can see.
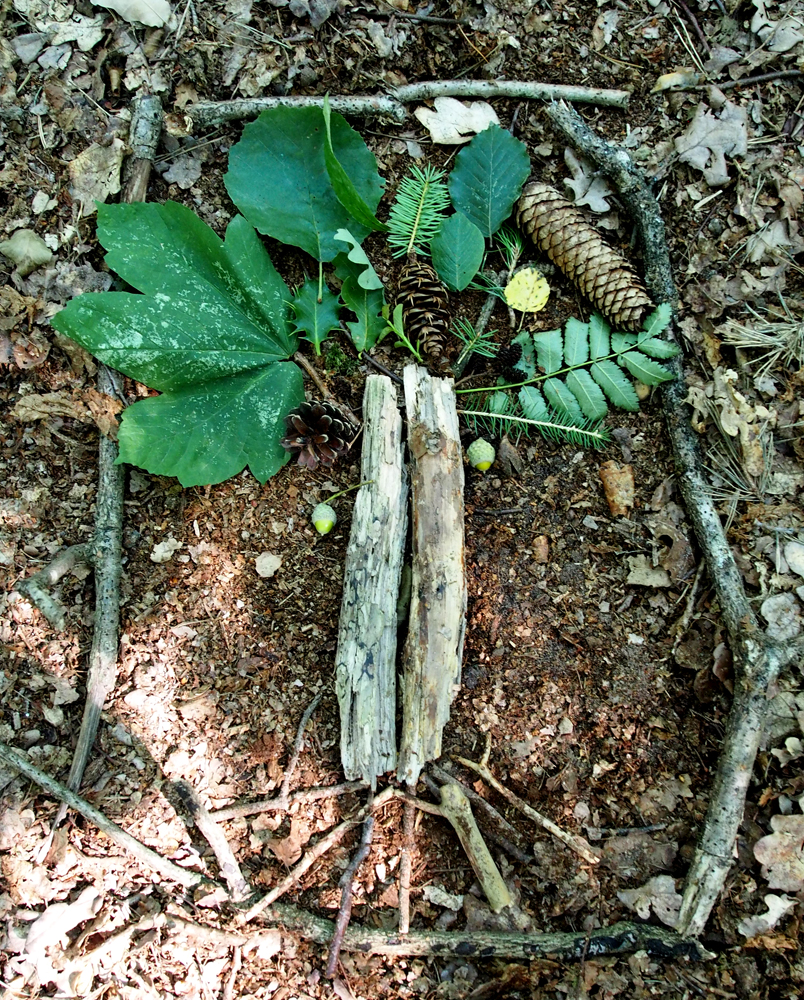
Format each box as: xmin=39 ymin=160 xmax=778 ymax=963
xmin=290 ymin=279 xmax=342 ymax=354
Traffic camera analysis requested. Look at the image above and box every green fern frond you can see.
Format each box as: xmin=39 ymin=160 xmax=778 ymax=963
xmin=387 ymin=164 xmax=450 ymax=258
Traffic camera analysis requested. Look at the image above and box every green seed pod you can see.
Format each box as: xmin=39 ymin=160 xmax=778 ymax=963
xmin=467 ymin=438 xmax=496 ymax=472
xmin=312 ymin=502 xmax=336 ymax=535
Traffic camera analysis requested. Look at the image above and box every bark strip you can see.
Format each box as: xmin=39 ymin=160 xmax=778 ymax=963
xmin=397 ymin=366 xmax=467 ymax=786
xmin=336 ymin=375 xmax=407 ymax=788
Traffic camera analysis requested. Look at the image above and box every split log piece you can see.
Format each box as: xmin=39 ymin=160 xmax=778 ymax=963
xmin=335 ymin=375 xmax=408 ymax=787
xmin=437 ymin=783 xmax=513 ymax=913
xmin=167 ymin=80 xmax=630 ymax=135
xmin=545 ymin=98 xmax=800 ymax=937
xmin=397 ymin=365 xmax=467 ymax=786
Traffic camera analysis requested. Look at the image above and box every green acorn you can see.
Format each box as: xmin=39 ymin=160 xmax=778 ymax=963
xmin=467 ymin=438 xmax=496 ymax=472
xmin=312 ymin=502 xmax=337 ymax=535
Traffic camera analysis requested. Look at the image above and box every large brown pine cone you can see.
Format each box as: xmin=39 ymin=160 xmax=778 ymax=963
xmin=397 ymin=258 xmax=450 ymax=359
xmin=280 ymin=400 xmax=350 ymax=470
xmin=517 ymin=182 xmax=652 ymax=331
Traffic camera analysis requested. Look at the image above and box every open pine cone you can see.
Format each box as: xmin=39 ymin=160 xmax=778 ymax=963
xmin=280 ymin=400 xmax=350 ymax=470
xmin=397 ymin=258 xmax=450 ymax=359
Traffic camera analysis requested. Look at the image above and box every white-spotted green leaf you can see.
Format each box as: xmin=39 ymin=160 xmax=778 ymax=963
xmin=447 ymin=124 xmax=531 ymax=237
xmin=117 ymin=363 xmax=304 ymax=487
xmin=533 ymin=328 xmax=563 ymax=374
xmin=638 ymin=302 xmax=672 ymax=341
xmin=637 ymin=337 xmax=680 ymax=359
xmin=566 ymin=369 xmax=608 ymax=420
xmin=591 ymin=360 xmax=640 ymax=411
xmin=430 ymin=211 xmax=485 ymax=291
xmin=52 ymin=203 xmax=297 ymax=391
xmin=290 ymin=280 xmax=342 ymax=354
xmin=564 ymin=317 xmax=590 ymax=367
xmin=621 ymin=351 xmax=675 ymax=385
xmin=589 ymin=313 xmax=611 ymax=360
xmin=333 ymin=229 xmax=383 ymax=289
xmin=544 ymin=377 xmax=585 ymax=422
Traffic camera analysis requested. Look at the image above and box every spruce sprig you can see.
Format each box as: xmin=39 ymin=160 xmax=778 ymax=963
xmin=387 ymin=164 xmax=450 ymax=258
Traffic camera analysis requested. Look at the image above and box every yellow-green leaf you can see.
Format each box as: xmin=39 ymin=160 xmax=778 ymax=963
xmin=504 ymin=268 xmax=550 ymax=313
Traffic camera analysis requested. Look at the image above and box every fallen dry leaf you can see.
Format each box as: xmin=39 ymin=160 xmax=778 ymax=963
xmin=598 ymin=460 xmax=634 ymax=516
xmin=265 ymin=817 xmax=309 ymax=867
xmin=12 ymin=391 xmax=91 ymax=424
xmin=617 ymin=874 xmax=682 ymax=928
xmin=0 ymin=229 xmax=53 ymax=276
xmin=414 ymin=97 xmax=498 ymax=144
xmin=84 ymin=388 xmax=123 ymax=439
xmin=68 ymin=137 xmax=126 ymax=217
xmin=92 ymin=0 xmax=172 ymax=27
xmin=737 ymin=892 xmax=797 ymax=938
xmin=563 ymin=148 xmax=613 ymax=213
xmin=753 ymin=814 xmax=804 ymax=892
xmin=674 ymin=102 xmax=748 ymax=188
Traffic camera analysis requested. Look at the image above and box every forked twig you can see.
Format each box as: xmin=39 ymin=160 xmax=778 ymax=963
xmin=211 ymin=781 xmax=368 ymax=822
xmin=325 ymin=809 xmax=376 ymax=978
xmin=278 ymin=690 xmax=323 ymax=809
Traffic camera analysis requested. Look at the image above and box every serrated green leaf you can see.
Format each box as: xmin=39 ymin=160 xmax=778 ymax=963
xmin=611 ymin=332 xmax=638 ymax=355
xmin=430 ymin=212 xmax=485 ymax=291
xmin=564 ymin=317 xmax=589 ymax=367
xmin=290 ymin=280 xmax=342 ymax=353
xmin=339 ymin=276 xmax=386 ymax=354
xmin=589 ymin=313 xmax=611 ymax=360
xmin=621 ymin=350 xmax=675 ymax=385
xmin=591 ymin=360 xmax=640 ymax=411
xmin=447 ymin=124 xmax=531 ymax=237
xmin=52 ymin=204 xmax=297 ymax=391
xmin=333 ymin=229 xmax=383 ymax=289
xmin=224 ymin=106 xmax=384 ymax=260
xmin=636 ymin=336 xmax=680 ymax=359
xmin=117 ymin=363 xmax=304 ymax=487
xmin=519 ymin=385 xmax=550 ymax=422
xmin=638 ymin=302 xmax=672 ymax=341
xmin=543 ymin=377 xmax=585 ymax=422
xmin=566 ymin=369 xmax=609 ymax=420
xmin=323 ymin=96 xmax=387 ymax=233
xmin=488 ymin=389 xmax=512 ymax=414
xmin=512 ymin=329 xmax=535 ymax=379
xmin=533 ymin=328 xmax=562 ymax=375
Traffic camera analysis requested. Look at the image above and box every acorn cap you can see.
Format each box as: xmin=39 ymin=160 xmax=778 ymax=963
xmin=312 ymin=502 xmax=337 ymax=535
xmin=467 ymin=438 xmax=496 ymax=472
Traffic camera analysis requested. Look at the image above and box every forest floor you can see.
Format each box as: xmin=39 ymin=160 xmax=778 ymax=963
xmin=2 ymin=1 xmax=804 ymax=998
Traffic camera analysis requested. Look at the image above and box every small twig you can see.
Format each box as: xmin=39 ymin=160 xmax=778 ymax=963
xmin=278 ymin=691 xmax=323 ymax=809
xmin=397 ymin=787 xmax=416 ymax=934
xmin=293 ymin=352 xmax=361 ymax=429
xmin=0 ymin=741 xmax=212 ymax=891
xmin=325 ymin=808 xmax=376 ymax=978
xmin=15 ymin=544 xmax=90 ymax=630
xmin=174 ymin=781 xmax=251 ymax=903
xmin=674 ymin=0 xmax=712 ymax=55
xmin=211 ymin=781 xmax=368 ymax=822
xmin=672 ymin=561 xmax=705 ymax=655
xmin=222 ymin=945 xmax=241 ymax=1000
xmin=453 ymin=274 xmax=502 ymax=378
xmin=240 ymin=786 xmax=395 ymax=924
xmin=361 ymin=353 xmax=404 ymax=384
xmin=718 ymin=69 xmax=804 ymax=91
xmin=455 ymin=742 xmax=601 ymax=865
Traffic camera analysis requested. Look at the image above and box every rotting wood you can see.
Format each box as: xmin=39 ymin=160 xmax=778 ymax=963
xmin=166 ymin=80 xmax=630 ymax=135
xmin=545 ymin=99 xmax=801 ymax=937
xmin=397 ymin=366 xmax=467 ymax=786
xmin=335 ymin=375 xmax=408 ymax=788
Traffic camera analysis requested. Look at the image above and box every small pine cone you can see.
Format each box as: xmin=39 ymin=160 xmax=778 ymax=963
xmin=516 ymin=182 xmax=652 ymax=331
xmin=397 ymin=258 xmax=450 ymax=359
xmin=495 ymin=343 xmax=523 ymax=379
xmin=280 ymin=400 xmax=350 ymax=470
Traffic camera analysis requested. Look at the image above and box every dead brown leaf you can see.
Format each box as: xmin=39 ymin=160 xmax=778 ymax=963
xmin=598 ymin=460 xmax=634 ymax=516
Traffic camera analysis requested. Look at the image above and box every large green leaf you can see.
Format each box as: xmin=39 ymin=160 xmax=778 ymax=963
xmin=224 ymin=106 xmax=384 ymax=261
xmin=430 ymin=212 xmax=485 ymax=291
xmin=334 ymin=251 xmax=386 ymax=353
xmin=117 ymin=364 xmax=304 ymax=487
xmin=52 ymin=204 xmax=297 ymax=391
xmin=447 ymin=124 xmax=531 ymax=237
xmin=323 ymin=97 xmax=387 ymax=233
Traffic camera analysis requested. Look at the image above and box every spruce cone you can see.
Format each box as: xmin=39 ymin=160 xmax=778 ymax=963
xmin=516 ymin=182 xmax=652 ymax=331
xmin=280 ymin=400 xmax=350 ymax=470
xmin=397 ymin=258 xmax=450 ymax=359
xmin=495 ymin=343 xmax=523 ymax=380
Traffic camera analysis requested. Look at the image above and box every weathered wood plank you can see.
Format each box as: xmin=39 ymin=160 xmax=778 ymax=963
xmin=397 ymin=365 xmax=467 ymax=786
xmin=336 ymin=375 xmax=407 ymax=788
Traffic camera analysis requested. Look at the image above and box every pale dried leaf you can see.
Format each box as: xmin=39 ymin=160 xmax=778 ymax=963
xmin=651 ymin=68 xmax=701 ymax=93
xmin=150 ymin=536 xmax=183 ymax=563
xmin=12 ymin=391 xmax=91 ymax=423
xmin=751 ymin=0 xmax=804 ymax=53
xmin=255 ymin=552 xmax=283 ymax=578
xmin=753 ymin=815 xmax=804 ymax=892
xmin=68 ymin=138 xmax=126 ymax=217
xmin=0 ymin=229 xmax=53 ymax=276
xmin=414 ymin=97 xmax=499 ymax=144
xmin=563 ymin=149 xmax=612 ymax=213
xmin=92 ymin=0 xmax=172 ymax=27
xmin=592 ymin=10 xmax=619 ymax=51
xmin=674 ymin=102 xmax=748 ymax=188
xmin=617 ymin=874 xmax=682 ymax=927
xmin=737 ymin=893 xmax=798 ymax=938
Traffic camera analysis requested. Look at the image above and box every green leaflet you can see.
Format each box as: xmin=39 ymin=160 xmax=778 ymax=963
xmin=323 ymin=96 xmax=387 ymax=233
xmin=448 ymin=124 xmax=531 ymax=237
xmin=638 ymin=301 xmax=672 ymax=341
xmin=291 ymin=279 xmax=342 ymax=354
xmin=333 ymin=229 xmax=383 ymax=289
xmin=430 ymin=212 xmax=485 ymax=291
xmin=117 ymin=364 xmax=304 ymax=487
xmin=224 ymin=106 xmax=384 ymax=261
xmin=533 ymin=328 xmax=563 ymax=375
xmin=544 ymin=377 xmax=585 ymax=423
xmin=565 ymin=369 xmax=608 ymax=421
xmin=636 ymin=336 xmax=680 ymax=359
xmin=588 ymin=313 xmax=611 ymax=360
xmin=590 ymin=360 xmax=640 ymax=411
xmin=620 ymin=350 xmax=676 ymax=384
xmin=564 ymin=317 xmax=590 ymax=367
